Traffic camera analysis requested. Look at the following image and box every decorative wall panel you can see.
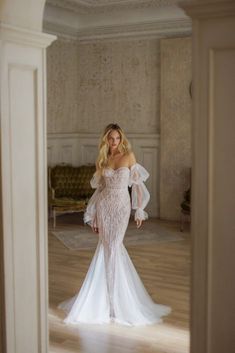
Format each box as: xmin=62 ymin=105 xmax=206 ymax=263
xmin=160 ymin=37 xmax=192 ymax=221
xmin=9 ymin=64 xmax=39 ymax=353
xmin=80 ymin=144 xmax=99 ymax=165
xmin=207 ymin=47 xmax=235 ymax=353
xmin=60 ymin=144 xmax=74 ymax=164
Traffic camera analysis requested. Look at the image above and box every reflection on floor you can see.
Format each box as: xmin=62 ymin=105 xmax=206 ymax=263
xmin=48 ymin=214 xmax=190 ymax=353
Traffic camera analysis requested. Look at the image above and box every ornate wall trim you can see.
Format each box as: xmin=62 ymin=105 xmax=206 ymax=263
xmin=44 ymin=17 xmax=191 ymax=41
xmin=182 ymin=0 xmax=235 ymax=19
xmin=47 ymin=0 xmax=185 ymax=14
xmin=77 ymin=18 xmax=192 ymax=42
xmin=1 ymin=23 xmax=56 ymax=48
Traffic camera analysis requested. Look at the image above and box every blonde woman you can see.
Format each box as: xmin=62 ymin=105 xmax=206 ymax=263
xmin=59 ymin=123 xmax=171 ymax=326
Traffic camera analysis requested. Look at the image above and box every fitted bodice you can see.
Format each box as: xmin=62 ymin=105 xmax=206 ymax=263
xmin=103 ymin=167 xmax=130 ymax=190
xmin=84 ymin=162 xmax=150 ymax=228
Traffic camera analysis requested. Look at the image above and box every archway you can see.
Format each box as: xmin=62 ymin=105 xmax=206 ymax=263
xmin=1 ymin=1 xmax=235 ymax=353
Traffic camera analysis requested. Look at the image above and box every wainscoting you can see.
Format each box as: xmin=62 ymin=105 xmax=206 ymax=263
xmin=47 ymin=133 xmax=160 ymax=217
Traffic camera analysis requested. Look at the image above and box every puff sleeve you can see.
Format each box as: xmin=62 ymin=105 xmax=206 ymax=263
xmin=129 ymin=163 xmax=150 ymax=221
xmin=83 ymin=172 xmax=104 ymax=227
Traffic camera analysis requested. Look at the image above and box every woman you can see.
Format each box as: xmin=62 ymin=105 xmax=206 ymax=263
xmin=59 ymin=123 xmax=171 ymax=326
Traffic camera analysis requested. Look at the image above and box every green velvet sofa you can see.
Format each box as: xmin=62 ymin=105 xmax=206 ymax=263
xmin=48 ymin=164 xmax=96 ymax=227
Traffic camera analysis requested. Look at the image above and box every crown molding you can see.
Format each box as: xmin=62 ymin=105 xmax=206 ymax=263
xmin=43 ymin=18 xmax=192 ymax=41
xmin=46 ymin=0 xmax=88 ymax=14
xmin=43 ymin=20 xmax=78 ymax=40
xmin=47 ymin=0 xmax=184 ymax=14
xmin=77 ymin=18 xmax=192 ymax=42
xmin=0 ymin=23 xmax=56 ymax=48
xmin=181 ymin=0 xmax=235 ymax=19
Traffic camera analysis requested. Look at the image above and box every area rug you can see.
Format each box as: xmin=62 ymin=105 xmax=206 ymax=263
xmin=50 ymin=221 xmax=183 ymax=251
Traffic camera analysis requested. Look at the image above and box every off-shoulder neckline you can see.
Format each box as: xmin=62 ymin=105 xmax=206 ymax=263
xmin=106 ymin=163 xmax=138 ymax=172
xmin=106 ymin=166 xmax=129 ymax=172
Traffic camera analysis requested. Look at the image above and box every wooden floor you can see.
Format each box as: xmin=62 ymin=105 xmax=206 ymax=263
xmin=48 ymin=214 xmax=191 ymax=353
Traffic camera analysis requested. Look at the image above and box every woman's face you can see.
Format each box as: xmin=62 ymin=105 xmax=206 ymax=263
xmin=107 ymin=130 xmax=121 ymax=152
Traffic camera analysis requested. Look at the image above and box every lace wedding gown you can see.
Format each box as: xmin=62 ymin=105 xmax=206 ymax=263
xmin=58 ymin=163 xmax=171 ymax=326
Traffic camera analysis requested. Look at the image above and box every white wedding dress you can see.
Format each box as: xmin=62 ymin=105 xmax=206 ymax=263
xmin=58 ymin=163 xmax=171 ymax=326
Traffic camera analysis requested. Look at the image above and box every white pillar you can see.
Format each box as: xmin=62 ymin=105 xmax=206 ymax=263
xmin=0 ymin=22 xmax=56 ymax=353
xmin=181 ymin=1 xmax=235 ymax=353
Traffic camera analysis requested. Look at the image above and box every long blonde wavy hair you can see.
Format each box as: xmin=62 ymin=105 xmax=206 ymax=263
xmin=96 ymin=123 xmax=131 ymax=175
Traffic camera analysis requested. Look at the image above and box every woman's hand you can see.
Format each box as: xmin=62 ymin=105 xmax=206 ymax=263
xmin=92 ymin=225 xmax=99 ymax=234
xmin=92 ymin=216 xmax=99 ymax=234
xmin=136 ymin=219 xmax=142 ymax=228
xmin=92 ymin=223 xmax=99 ymax=234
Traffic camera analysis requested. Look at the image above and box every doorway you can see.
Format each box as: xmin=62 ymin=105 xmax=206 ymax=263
xmin=44 ymin=5 xmax=192 ymax=353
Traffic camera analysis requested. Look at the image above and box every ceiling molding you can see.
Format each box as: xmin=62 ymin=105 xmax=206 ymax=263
xmin=0 ymin=23 xmax=57 ymax=48
xmin=43 ymin=17 xmax=192 ymax=41
xmin=43 ymin=20 xmax=78 ymax=40
xmin=46 ymin=0 xmax=186 ymax=14
xmin=77 ymin=18 xmax=192 ymax=42
xmin=46 ymin=0 xmax=88 ymax=14
xmin=44 ymin=0 xmax=192 ymax=41
xmin=181 ymin=0 xmax=235 ymax=19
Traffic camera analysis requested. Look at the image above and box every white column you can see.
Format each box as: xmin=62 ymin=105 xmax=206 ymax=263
xmin=181 ymin=2 xmax=235 ymax=353
xmin=0 ymin=24 xmax=56 ymax=353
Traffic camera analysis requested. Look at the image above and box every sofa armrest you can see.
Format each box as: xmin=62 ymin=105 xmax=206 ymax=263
xmin=48 ymin=186 xmax=55 ymax=202
xmin=48 ymin=167 xmax=56 ymax=201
